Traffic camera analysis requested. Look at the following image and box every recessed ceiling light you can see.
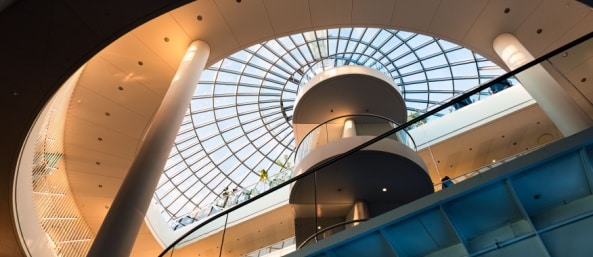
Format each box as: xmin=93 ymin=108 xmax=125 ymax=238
xmin=98 ymin=137 xmax=103 ymax=141
xmin=382 ymin=188 xmax=387 ymax=192
xmin=581 ymin=77 xmax=587 ymax=83
xmin=96 ymin=161 xmax=101 ymax=165
xmin=138 ymin=61 xmax=144 ymax=66
xmin=118 ymin=86 xmax=124 ymax=90
xmin=536 ymin=28 xmax=543 ymax=34
xmin=105 ymin=112 xmax=111 ymax=116
xmin=197 ymin=15 xmax=203 ymax=21
xmin=164 ymin=37 xmax=170 ymax=42
xmin=504 ymin=8 xmax=510 ymax=14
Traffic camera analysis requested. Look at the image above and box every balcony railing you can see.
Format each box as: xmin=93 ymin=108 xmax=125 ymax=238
xmin=294 ymin=114 xmax=416 ymax=165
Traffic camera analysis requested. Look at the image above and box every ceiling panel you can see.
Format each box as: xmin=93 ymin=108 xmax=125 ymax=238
xmin=463 ymin=0 xmax=542 ymax=65
xmin=352 ymin=0 xmax=395 ymax=26
xmin=514 ymin=0 xmax=590 ymax=58
xmin=264 ymin=0 xmax=312 ymax=35
xmin=78 ymin=57 xmax=162 ymax=118
xmin=131 ymin=225 xmax=162 ymax=256
xmin=68 ymin=171 xmax=123 ymax=198
xmin=131 ymin=13 xmax=193 ymax=70
xmin=559 ymin=60 xmax=593 ymax=117
xmin=309 ymin=0 xmax=353 ymax=28
xmin=421 ymin=104 xmax=559 ymax=180
xmin=67 ymin=86 xmax=151 ymax=137
xmin=214 ymin=0 xmax=275 ymax=46
xmin=74 ymin=194 xmax=116 ymax=232
xmin=543 ymin=11 xmax=593 ymax=55
xmin=97 ymin=32 xmax=176 ymax=97
xmin=169 ymin=1 xmax=240 ymax=64
xmin=391 ymin=0 xmax=440 ymax=32
xmin=64 ymin=143 xmax=132 ymax=178
xmin=428 ymin=0 xmax=488 ymax=42
xmin=64 ymin=117 xmax=140 ymax=159
xmin=547 ymin=36 xmax=593 ymax=73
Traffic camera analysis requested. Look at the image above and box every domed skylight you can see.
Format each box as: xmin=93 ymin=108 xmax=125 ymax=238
xmin=154 ymin=27 xmax=507 ymax=229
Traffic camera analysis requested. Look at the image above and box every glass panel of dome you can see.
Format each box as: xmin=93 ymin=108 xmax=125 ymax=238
xmin=171 ymin=170 xmax=191 ymax=186
xmin=219 ymin=156 xmax=239 ymax=173
xmin=221 ymin=58 xmax=243 ymax=71
xmin=214 ymin=106 xmax=236 ymax=119
xmin=425 ymin=64 xmax=451 ymax=78
xmin=256 ymin=46 xmax=276 ymax=60
xmin=236 ymin=95 xmax=258 ymax=104
xmin=451 ymin=63 xmax=478 ymax=76
xmin=178 ymin=175 xmax=198 ymax=191
xmin=206 ymin=173 xmax=226 ymax=189
xmin=199 ymin=70 xmax=217 ymax=82
xmin=193 ymin=162 xmax=213 ymax=178
xmin=230 ymin=49 xmax=251 ymax=61
xmin=239 ymin=74 xmax=261 ymax=85
xmin=210 ymin=145 xmax=231 ymax=160
xmin=214 ymin=84 xmax=237 ymax=95
xmin=190 ymin=188 xmax=209 ymax=206
xmin=190 ymin=98 xmax=212 ymax=112
xmin=184 ymin=181 xmax=200 ymax=198
xmin=244 ymin=152 xmax=264 ymax=169
xmin=437 ymin=39 xmax=460 ymax=51
xmin=161 ymin=189 xmax=181 ymax=206
xmin=174 ymin=202 xmax=193 ymax=217
xmin=176 ymin=138 xmax=198 ymax=152
xmin=236 ymin=144 xmax=256 ymax=160
xmin=216 ymin=118 xmax=238 ymax=133
xmin=156 ymin=181 xmax=174 ymax=196
xmin=446 ymin=48 xmax=475 ymax=63
xmin=265 ymin=40 xmax=285 ymax=56
xmin=195 ymin=124 xmax=217 ymax=140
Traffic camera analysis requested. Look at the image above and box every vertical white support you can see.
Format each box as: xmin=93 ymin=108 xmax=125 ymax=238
xmin=87 ymin=41 xmax=210 ymax=257
xmin=493 ymin=33 xmax=593 ymax=137
xmin=342 ymin=119 xmax=357 ymax=138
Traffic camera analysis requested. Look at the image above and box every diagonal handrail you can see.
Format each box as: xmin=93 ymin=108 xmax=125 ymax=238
xmin=158 ymin=29 xmax=593 ymax=256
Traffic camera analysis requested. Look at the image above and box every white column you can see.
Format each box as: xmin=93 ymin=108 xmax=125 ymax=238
xmin=342 ymin=119 xmax=357 ymax=138
xmin=493 ymin=33 xmax=593 ymax=137
xmin=87 ymin=41 xmax=210 ymax=257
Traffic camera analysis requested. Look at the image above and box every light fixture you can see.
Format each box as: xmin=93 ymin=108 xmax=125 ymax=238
xmin=382 ymin=188 xmax=387 ymax=192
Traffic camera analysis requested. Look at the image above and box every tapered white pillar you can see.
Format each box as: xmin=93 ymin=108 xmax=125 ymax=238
xmin=493 ymin=33 xmax=593 ymax=136
xmin=87 ymin=41 xmax=210 ymax=257
xmin=342 ymin=119 xmax=357 ymax=138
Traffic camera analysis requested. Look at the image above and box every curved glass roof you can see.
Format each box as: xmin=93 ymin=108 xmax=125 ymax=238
xmin=154 ymin=27 xmax=507 ymax=228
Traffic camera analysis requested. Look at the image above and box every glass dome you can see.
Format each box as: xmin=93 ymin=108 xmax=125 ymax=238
xmin=154 ymin=27 xmax=507 ymax=229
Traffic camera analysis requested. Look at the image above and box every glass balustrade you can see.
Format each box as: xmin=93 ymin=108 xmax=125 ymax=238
xmin=294 ymin=114 xmax=416 ymax=165
xmin=159 ymin=31 xmax=593 ymax=257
